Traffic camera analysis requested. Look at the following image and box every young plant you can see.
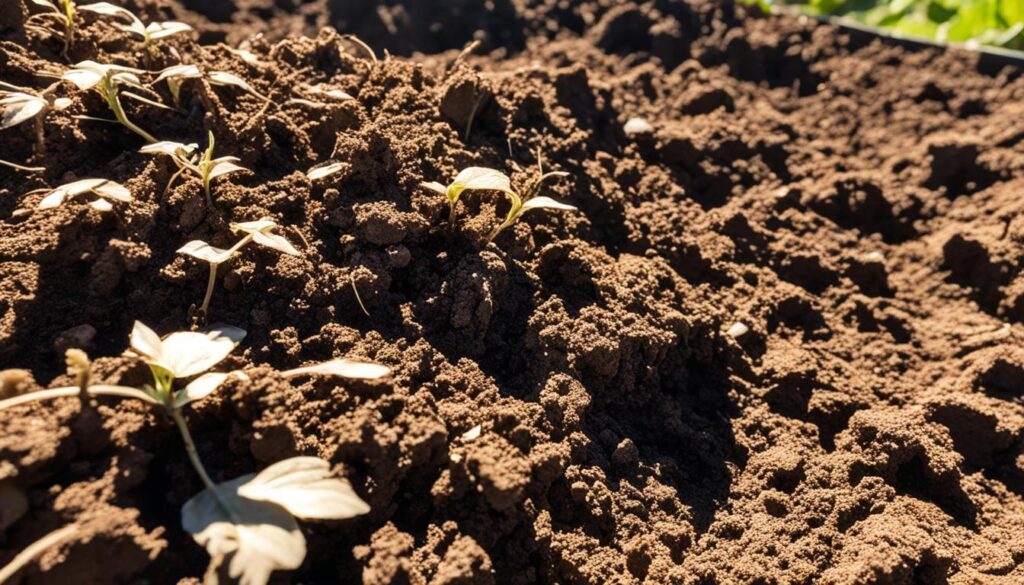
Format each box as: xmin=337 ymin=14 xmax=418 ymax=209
xmin=26 ymin=0 xmax=123 ymax=59
xmin=421 ymin=167 xmax=512 ymax=227
xmin=155 ymin=64 xmax=270 ymax=106
xmin=0 ymin=327 xmax=386 ymax=585
xmin=1 ymin=80 xmax=72 ymax=150
xmin=139 ymin=132 xmax=247 ymax=207
xmin=486 ymin=156 xmax=576 ymax=244
xmin=177 ymin=218 xmax=300 ymax=315
xmin=62 ymin=61 xmax=159 ymax=143
xmin=306 ymin=161 xmax=346 ymax=181
xmin=31 ymin=178 xmax=131 ymax=212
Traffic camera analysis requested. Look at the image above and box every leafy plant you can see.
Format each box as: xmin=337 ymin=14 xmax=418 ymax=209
xmin=177 ymin=218 xmax=300 ymax=315
xmin=0 ymin=326 xmax=385 ymax=585
xmin=139 ymin=132 xmax=247 ymax=207
xmin=85 ymin=2 xmax=193 ymax=47
xmin=29 ymin=178 xmax=132 ymax=212
xmin=1 ymin=80 xmax=72 ymax=149
xmin=421 ymin=167 xmax=513 ymax=226
xmin=62 ymin=61 xmax=160 ymax=143
xmin=753 ymin=0 xmax=1024 ymax=50
xmin=486 ymin=155 xmax=575 ymax=244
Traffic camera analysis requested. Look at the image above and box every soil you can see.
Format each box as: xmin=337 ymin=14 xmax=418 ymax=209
xmin=2 ymin=0 xmax=1024 ymax=583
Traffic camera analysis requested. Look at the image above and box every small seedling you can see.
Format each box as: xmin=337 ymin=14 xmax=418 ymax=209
xmin=140 ymin=132 xmax=247 ymax=207
xmin=155 ymin=64 xmax=270 ymax=105
xmin=30 ymin=178 xmax=131 ymax=212
xmin=1 ymin=80 xmax=72 ymax=150
xmin=421 ymin=167 xmax=512 ymax=226
xmin=486 ymin=155 xmax=576 ymax=244
xmin=177 ymin=218 xmax=300 ymax=315
xmin=62 ymin=61 xmax=161 ymax=143
xmin=0 ymin=326 xmax=387 ymax=585
xmin=26 ymin=0 xmax=124 ymax=59
xmin=306 ymin=161 xmax=345 ymax=181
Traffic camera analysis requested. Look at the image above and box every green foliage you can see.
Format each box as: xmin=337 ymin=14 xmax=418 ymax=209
xmin=747 ymin=0 xmax=1024 ymax=51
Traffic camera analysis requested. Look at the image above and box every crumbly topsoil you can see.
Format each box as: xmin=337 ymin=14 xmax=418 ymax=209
xmin=2 ymin=0 xmax=1024 ymax=583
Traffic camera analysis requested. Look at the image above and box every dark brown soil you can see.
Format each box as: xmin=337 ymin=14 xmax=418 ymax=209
xmin=3 ymin=0 xmax=1024 ymax=583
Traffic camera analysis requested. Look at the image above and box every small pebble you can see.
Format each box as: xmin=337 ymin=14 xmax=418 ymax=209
xmin=623 ymin=117 xmax=654 ymax=135
xmin=726 ymin=322 xmax=749 ymax=338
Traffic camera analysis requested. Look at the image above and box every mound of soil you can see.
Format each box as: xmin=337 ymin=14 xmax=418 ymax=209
xmin=3 ymin=0 xmax=1024 ymax=583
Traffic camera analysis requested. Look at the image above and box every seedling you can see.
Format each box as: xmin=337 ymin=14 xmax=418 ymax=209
xmin=421 ymin=167 xmax=512 ymax=226
xmin=26 ymin=0 xmax=123 ymax=59
xmin=177 ymin=218 xmax=299 ymax=315
xmin=0 ymin=326 xmax=387 ymax=585
xmin=486 ymin=155 xmax=575 ymax=244
xmin=139 ymin=132 xmax=247 ymax=207
xmin=155 ymin=64 xmax=270 ymax=106
xmin=306 ymin=161 xmax=345 ymax=181
xmin=30 ymin=178 xmax=131 ymax=212
xmin=62 ymin=61 xmax=160 ymax=143
xmin=1 ymin=80 xmax=72 ymax=150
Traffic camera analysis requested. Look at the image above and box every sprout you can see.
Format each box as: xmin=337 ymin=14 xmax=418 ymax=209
xmin=182 ymin=456 xmax=370 ymax=585
xmin=306 ymin=161 xmax=345 ymax=181
xmin=156 ymin=64 xmax=271 ymax=104
xmin=0 ymin=325 xmax=383 ymax=585
xmin=140 ymin=132 xmax=247 ymax=207
xmin=153 ymin=63 xmax=200 ymax=106
xmin=26 ymin=0 xmax=125 ymax=59
xmin=421 ymin=167 xmax=512 ymax=227
xmin=177 ymin=218 xmax=299 ymax=316
xmin=33 ymin=178 xmax=131 ymax=212
xmin=62 ymin=61 xmax=158 ymax=143
xmin=1 ymin=80 xmax=72 ymax=150
xmin=486 ymin=155 xmax=576 ymax=244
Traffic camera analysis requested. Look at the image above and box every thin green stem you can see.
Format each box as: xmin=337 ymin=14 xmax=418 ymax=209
xmin=170 ymin=407 xmax=240 ymax=523
xmin=170 ymin=408 xmax=217 ymax=492
xmin=104 ymin=79 xmax=157 ymax=144
xmin=203 ymin=177 xmax=213 ymax=208
xmin=200 ymin=263 xmax=218 ymax=315
xmin=448 ymin=201 xmax=458 ymax=228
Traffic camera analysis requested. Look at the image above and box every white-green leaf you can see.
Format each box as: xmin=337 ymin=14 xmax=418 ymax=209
xmin=145 ymin=21 xmax=192 ymax=40
xmin=1 ymin=93 xmax=47 ymax=129
xmin=62 ymin=69 xmax=104 ymax=91
xmin=140 ymin=141 xmax=197 ymax=158
xmin=208 ymin=71 xmax=255 ymax=92
xmin=282 ymin=359 xmax=391 ymax=380
xmin=173 ymin=372 xmax=230 ymax=408
xmin=182 ymin=475 xmax=305 ymax=585
xmin=155 ymin=64 xmax=202 ymax=83
xmin=207 ymin=160 xmax=247 ymax=181
xmin=236 ymin=457 xmax=371 ymax=520
xmin=177 ymin=240 xmax=236 ymax=265
xmin=520 ymin=196 xmax=576 ymax=213
xmin=89 ymin=198 xmax=114 ymax=212
xmin=129 ymin=320 xmax=244 ymax=379
xmin=251 ymin=230 xmax=300 ymax=256
xmin=419 ymin=181 xmax=446 ymax=195
xmin=306 ymin=162 xmax=345 ymax=180
xmin=452 ymin=167 xmax=512 ymax=195
xmin=37 ymin=179 xmax=131 ymax=209
xmin=77 ymin=2 xmax=136 ymax=18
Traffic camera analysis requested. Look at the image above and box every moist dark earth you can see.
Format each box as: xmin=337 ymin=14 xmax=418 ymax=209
xmin=2 ymin=0 xmax=1024 ymax=583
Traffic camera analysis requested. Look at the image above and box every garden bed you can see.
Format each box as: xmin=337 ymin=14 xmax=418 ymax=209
xmin=2 ymin=0 xmax=1024 ymax=583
